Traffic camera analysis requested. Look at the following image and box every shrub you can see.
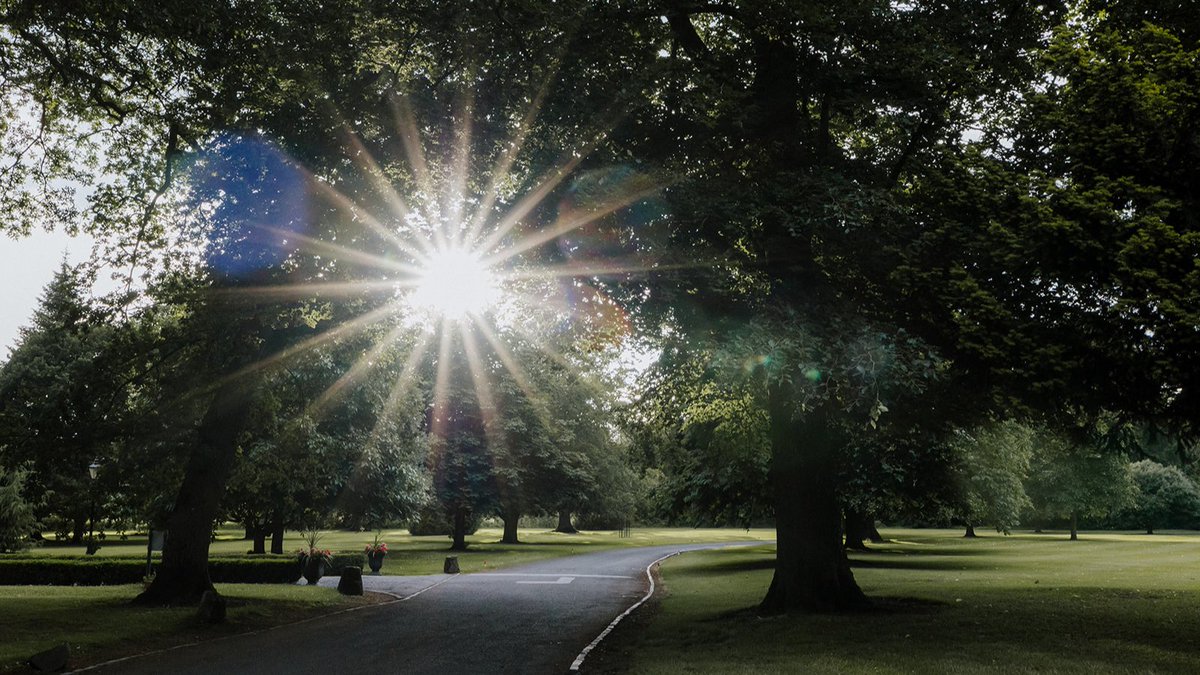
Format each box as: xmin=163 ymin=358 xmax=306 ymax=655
xmin=0 ymin=554 xmax=372 ymax=585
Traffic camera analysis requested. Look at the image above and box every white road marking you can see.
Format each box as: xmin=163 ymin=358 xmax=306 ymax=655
xmin=470 ymin=572 xmax=632 ymax=579
xmin=569 ymin=551 xmax=683 ymax=671
xmin=516 ymin=576 xmax=574 ymax=585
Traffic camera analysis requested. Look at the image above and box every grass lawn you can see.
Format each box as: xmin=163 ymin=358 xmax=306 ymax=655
xmin=2 ymin=526 xmax=771 ymax=672
xmin=0 ymin=583 xmax=379 ymax=674
xmin=624 ymin=529 xmax=1200 ymax=674
xmin=25 ymin=526 xmax=775 ymax=576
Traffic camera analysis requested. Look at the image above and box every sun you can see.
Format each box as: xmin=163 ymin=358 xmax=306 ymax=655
xmin=407 ymin=246 xmax=500 ymax=320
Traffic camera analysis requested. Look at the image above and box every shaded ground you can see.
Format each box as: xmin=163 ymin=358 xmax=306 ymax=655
xmin=80 ymin=542 xmax=756 ymax=674
xmin=622 ymin=530 xmax=1200 ymax=674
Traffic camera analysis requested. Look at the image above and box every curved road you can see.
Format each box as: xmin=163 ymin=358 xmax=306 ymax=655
xmin=80 ymin=542 xmax=754 ymax=674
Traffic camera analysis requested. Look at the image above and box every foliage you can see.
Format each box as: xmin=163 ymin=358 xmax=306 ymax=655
xmin=295 ymin=530 xmax=332 ymax=562
xmin=0 ymin=556 xmax=304 ymax=585
xmin=364 ymin=532 xmax=387 ymax=557
xmin=0 ymin=265 xmax=119 ymax=540
xmin=626 ymin=345 xmax=772 ymax=527
xmin=1025 ymin=430 xmax=1135 ymax=526
xmin=1112 ymin=460 xmax=1200 ymax=533
xmin=952 ymin=421 xmax=1034 ymax=534
xmin=0 ymin=464 xmax=36 ymax=552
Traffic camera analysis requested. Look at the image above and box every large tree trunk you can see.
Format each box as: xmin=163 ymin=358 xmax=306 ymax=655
xmin=450 ymin=508 xmax=469 ymax=551
xmin=964 ymin=524 xmax=977 ymax=538
xmin=249 ymin=522 xmax=267 ymax=554
xmin=555 ymin=510 xmax=578 ymax=534
xmin=759 ymin=394 xmax=867 ymax=614
xmin=71 ymin=516 xmax=86 ymax=544
xmin=501 ymin=509 xmax=519 ymax=544
xmin=1069 ymin=511 xmax=1078 ymax=541
xmin=135 ymin=380 xmax=252 ymax=605
xmin=270 ymin=516 xmax=285 ymax=555
xmin=844 ymin=508 xmax=881 ymax=550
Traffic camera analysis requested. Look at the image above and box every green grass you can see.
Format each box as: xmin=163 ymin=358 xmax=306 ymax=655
xmin=0 ymin=583 xmax=377 ymax=674
xmin=2 ymin=526 xmax=771 ymax=672
xmin=26 ymin=526 xmax=775 ymax=576
xmin=626 ymin=529 xmax=1200 ymax=674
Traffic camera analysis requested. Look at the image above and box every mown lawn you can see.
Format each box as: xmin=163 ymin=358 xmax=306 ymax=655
xmin=23 ymin=526 xmax=774 ymax=576
xmin=0 ymin=583 xmax=379 ymax=674
xmin=624 ymin=529 xmax=1200 ymax=674
xmin=1 ymin=527 xmax=772 ymax=672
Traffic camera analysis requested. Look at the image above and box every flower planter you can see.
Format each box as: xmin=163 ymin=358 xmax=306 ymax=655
xmin=303 ymin=557 xmax=327 ymax=585
xmin=367 ymin=552 xmax=385 ymax=574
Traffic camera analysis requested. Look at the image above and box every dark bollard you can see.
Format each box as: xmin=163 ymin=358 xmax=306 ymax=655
xmin=338 ymin=566 xmax=364 ymax=595
xmin=444 ymin=556 xmax=460 ymax=574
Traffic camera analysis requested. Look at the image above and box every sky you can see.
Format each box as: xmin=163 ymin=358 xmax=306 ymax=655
xmin=0 ymin=229 xmax=98 ymax=356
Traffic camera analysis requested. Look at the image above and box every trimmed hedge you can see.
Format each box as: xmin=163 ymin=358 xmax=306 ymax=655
xmin=0 ymin=553 xmax=363 ymax=586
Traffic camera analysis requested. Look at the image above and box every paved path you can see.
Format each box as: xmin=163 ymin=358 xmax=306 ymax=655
xmin=80 ymin=542 xmax=757 ymax=674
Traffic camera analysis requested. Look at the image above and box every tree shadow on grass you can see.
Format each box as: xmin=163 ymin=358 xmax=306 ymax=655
xmin=849 ymin=557 xmax=998 ymax=572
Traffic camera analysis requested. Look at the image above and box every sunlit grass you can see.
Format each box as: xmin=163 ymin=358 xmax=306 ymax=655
xmin=3 ymin=527 xmax=771 ymax=672
xmin=0 ymin=583 xmax=375 ymax=674
xmin=24 ymin=526 xmax=775 ymax=577
xmin=623 ymin=528 xmax=1200 ymax=674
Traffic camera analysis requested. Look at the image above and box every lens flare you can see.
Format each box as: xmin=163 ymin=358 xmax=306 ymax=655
xmin=408 ymin=246 xmax=499 ymax=320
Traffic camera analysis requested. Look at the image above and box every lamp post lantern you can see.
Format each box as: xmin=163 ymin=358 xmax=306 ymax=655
xmin=86 ymin=460 xmax=101 ymax=555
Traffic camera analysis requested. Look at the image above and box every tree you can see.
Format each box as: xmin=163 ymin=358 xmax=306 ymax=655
xmin=626 ymin=343 xmax=772 ymax=528
xmin=7 ymin=0 xmax=1198 ymax=614
xmin=0 ymin=464 xmax=37 ymax=552
xmin=953 ymin=421 xmax=1034 ymax=536
xmin=1026 ymin=431 xmax=1135 ymax=540
xmin=0 ymin=263 xmax=120 ymax=542
xmin=1115 ymin=460 xmax=1200 ymax=534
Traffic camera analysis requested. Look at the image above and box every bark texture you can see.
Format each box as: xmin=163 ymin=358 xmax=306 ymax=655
xmin=759 ymin=392 xmax=868 ymax=614
xmin=501 ymin=510 xmax=519 ymax=544
xmin=555 ymin=510 xmax=578 ymax=534
xmin=844 ymin=508 xmax=883 ymax=550
xmin=450 ymin=508 xmax=469 ymax=551
xmin=135 ymin=379 xmax=252 ymax=605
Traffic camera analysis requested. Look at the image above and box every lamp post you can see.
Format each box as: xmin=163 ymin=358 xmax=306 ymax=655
xmin=86 ymin=460 xmax=101 ymax=555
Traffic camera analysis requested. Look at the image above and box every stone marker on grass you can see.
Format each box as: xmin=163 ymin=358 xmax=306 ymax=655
xmin=27 ymin=643 xmax=69 ymax=672
xmin=197 ymin=589 xmax=227 ymax=624
xmin=444 ymin=556 xmax=459 ymax=574
xmin=338 ymin=566 xmax=364 ymax=595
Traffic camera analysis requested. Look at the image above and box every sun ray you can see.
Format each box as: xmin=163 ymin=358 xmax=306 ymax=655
xmin=473 ymin=140 xmax=595 ymax=254
xmin=307 ymin=322 xmax=410 ymax=419
xmin=475 ymin=103 xmax=634 ymax=254
xmin=389 ymin=93 xmax=444 ymax=246
xmin=216 ymin=303 xmax=399 ymax=388
xmin=367 ymin=330 xmax=435 ymax=444
xmin=295 ymin=160 xmax=426 ymax=258
xmin=459 ymin=324 xmax=500 ymax=439
xmin=461 ymin=57 xmax=563 ymax=247
xmin=444 ymin=84 xmax=476 ymax=245
xmin=474 ymin=320 xmax=555 ymax=431
xmin=429 ymin=319 xmax=455 ymax=439
xmin=338 ymin=123 xmax=416 ymax=226
xmin=210 ymin=279 xmax=402 ymax=302
xmin=496 ymin=258 xmax=684 ymax=283
xmin=273 ymin=227 xmax=424 ymax=277
xmin=484 ymin=180 xmax=671 ymax=265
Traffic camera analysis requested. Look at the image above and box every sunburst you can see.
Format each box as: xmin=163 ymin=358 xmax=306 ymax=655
xmin=201 ymin=75 xmax=682 ymax=462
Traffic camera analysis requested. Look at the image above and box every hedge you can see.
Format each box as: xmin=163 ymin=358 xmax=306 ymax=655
xmin=0 ymin=552 xmax=365 ymax=586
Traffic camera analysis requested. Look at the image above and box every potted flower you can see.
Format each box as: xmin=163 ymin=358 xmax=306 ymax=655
xmin=297 ymin=531 xmax=333 ymax=584
xmin=364 ymin=532 xmax=388 ymax=574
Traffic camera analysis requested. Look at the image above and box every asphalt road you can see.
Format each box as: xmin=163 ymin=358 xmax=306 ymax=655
xmin=80 ymin=542 xmax=753 ymax=675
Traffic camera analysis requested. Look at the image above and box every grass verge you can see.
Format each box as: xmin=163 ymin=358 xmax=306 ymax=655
xmin=21 ymin=526 xmax=775 ymax=576
xmin=0 ymin=583 xmax=381 ymax=673
xmin=623 ymin=529 xmax=1200 ymax=674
